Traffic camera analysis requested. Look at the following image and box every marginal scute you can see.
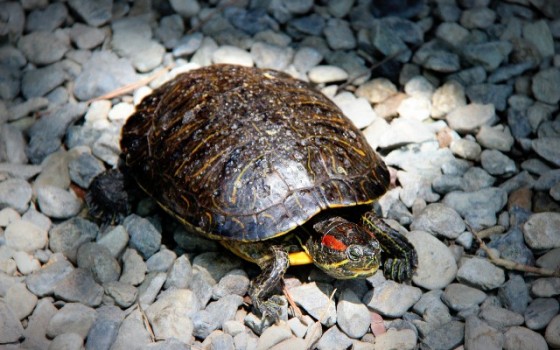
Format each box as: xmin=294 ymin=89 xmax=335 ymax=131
xmin=121 ymin=64 xmax=389 ymax=241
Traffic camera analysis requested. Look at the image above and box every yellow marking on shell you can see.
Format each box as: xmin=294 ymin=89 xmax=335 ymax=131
xmin=307 ymin=135 xmax=366 ymax=157
xmin=180 ymin=195 xmax=190 ymax=211
xmin=190 ymin=147 xmax=230 ymax=179
xmin=230 ymin=154 xmax=263 ymax=205
xmin=231 ymin=217 xmax=245 ymax=230
xmin=288 ymin=251 xmax=314 ymax=265
xmin=306 ymin=147 xmax=316 ymax=182
xmin=174 ymin=131 xmax=220 ymax=177
xmin=204 ymin=211 xmax=213 ymax=227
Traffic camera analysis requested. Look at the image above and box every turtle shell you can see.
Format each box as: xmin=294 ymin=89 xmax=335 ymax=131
xmin=121 ymin=64 xmax=389 ymax=241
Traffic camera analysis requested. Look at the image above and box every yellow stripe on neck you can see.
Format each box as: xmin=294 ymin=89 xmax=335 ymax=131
xmin=288 ymin=251 xmax=314 ymax=265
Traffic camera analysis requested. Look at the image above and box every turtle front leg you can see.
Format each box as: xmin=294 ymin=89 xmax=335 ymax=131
xmin=249 ymin=245 xmax=289 ymax=322
xmin=362 ymin=212 xmax=418 ymax=282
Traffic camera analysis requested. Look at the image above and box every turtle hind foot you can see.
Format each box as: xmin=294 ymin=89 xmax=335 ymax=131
xmin=86 ymin=168 xmax=131 ymax=225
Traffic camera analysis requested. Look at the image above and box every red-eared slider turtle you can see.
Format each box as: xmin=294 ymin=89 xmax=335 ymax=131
xmin=89 ymin=64 xmax=417 ymax=320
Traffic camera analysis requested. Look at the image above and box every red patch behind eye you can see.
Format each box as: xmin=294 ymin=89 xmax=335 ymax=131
xmin=322 ymin=234 xmax=348 ymax=251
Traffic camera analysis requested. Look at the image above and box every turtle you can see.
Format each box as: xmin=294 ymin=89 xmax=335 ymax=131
xmin=88 ymin=64 xmax=417 ymax=321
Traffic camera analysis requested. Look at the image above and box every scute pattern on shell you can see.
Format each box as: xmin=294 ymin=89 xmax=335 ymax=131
xmin=121 ymin=64 xmax=389 ymax=241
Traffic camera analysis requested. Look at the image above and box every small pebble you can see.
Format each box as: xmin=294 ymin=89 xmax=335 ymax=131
xmin=457 ymin=257 xmax=505 ymax=291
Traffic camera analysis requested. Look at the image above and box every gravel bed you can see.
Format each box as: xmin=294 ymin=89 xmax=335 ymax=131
xmin=1 ymin=0 xmax=560 ymax=349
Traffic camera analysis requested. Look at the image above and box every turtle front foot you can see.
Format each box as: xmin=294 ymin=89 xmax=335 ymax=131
xmin=383 ymin=255 xmax=416 ymax=282
xmin=248 ymin=246 xmax=290 ymax=323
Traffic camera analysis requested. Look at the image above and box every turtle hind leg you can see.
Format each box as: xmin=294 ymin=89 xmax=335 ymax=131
xmin=248 ymin=245 xmax=290 ymax=322
xmin=362 ymin=212 xmax=418 ymax=282
xmin=86 ymin=168 xmax=132 ymax=225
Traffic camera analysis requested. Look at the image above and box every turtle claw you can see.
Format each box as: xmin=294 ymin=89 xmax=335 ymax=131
xmin=259 ymin=295 xmax=288 ymax=323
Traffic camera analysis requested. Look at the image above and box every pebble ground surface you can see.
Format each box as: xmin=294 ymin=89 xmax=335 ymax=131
xmin=1 ymin=0 xmax=560 ymax=349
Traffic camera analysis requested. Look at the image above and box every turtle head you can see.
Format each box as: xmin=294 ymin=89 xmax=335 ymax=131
xmin=306 ymin=216 xmax=382 ymax=279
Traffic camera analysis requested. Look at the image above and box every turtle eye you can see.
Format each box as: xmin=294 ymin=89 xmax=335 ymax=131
xmin=347 ymin=245 xmax=363 ymax=261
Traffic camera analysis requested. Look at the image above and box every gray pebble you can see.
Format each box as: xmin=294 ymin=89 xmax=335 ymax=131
xmin=476 ymin=125 xmax=514 ymax=152
xmin=336 ymin=288 xmax=370 ymax=339
xmin=21 ymin=298 xmax=57 ymax=350
xmin=212 ymin=45 xmax=253 ymax=66
xmin=70 ymin=23 xmax=105 ymax=50
xmin=122 ymin=214 xmax=161 ymax=259
xmin=146 ymin=248 xmax=176 ymax=273
xmin=442 ymin=187 xmax=506 ymax=229
xmin=289 ymin=282 xmax=336 ymax=326
xmin=546 ymin=315 xmax=560 ymax=348
xmin=54 ymin=268 xmax=104 ymax=307
xmin=421 ymin=320 xmax=464 ymax=350
xmin=77 ymin=242 xmax=121 ymax=284
xmin=463 ymin=41 xmax=512 ymax=71
xmin=531 ymin=277 xmax=560 ymax=298
xmin=46 ymin=302 xmax=96 ymax=339
xmin=119 ymin=248 xmax=147 ymax=286
xmin=0 ymin=178 xmax=32 ymax=213
xmin=315 ymin=326 xmax=352 ymax=350
xmin=1 ymin=2 xmax=24 ymax=40
xmin=48 ymin=333 xmax=84 ymax=350
xmin=464 ymin=315 xmax=503 ymax=350
xmin=480 ymin=149 xmax=517 ymax=177
xmin=111 ymin=23 xmax=164 ymax=73
xmin=460 ymin=7 xmax=496 ymax=29
xmin=251 ymin=41 xmax=294 ymax=71
xmin=533 ymin=137 xmax=560 ymax=167
xmin=68 ymin=152 xmax=106 ymax=188
xmin=446 ymin=103 xmax=496 ymax=133
xmin=17 ymin=31 xmax=69 ymax=65
xmin=450 ymin=138 xmax=481 ymax=161
xmin=498 ymin=274 xmax=530 ymax=314
xmin=324 ymin=19 xmax=356 ymax=50
xmin=105 ymin=281 xmax=138 ymax=308
xmin=85 ymin=305 xmax=125 ymax=350
xmin=466 ymin=83 xmax=512 ymax=112
xmin=67 ymin=0 xmax=112 ymax=26
xmin=164 ymin=254 xmax=193 ymax=290
xmin=532 ymin=68 xmax=560 ymax=105
xmin=111 ymin=311 xmax=152 ymax=350
xmin=26 ymin=2 xmax=67 ymax=32
xmin=292 ymin=46 xmax=323 ymax=74
xmin=287 ymin=13 xmax=325 ymax=38
xmin=137 ymin=272 xmax=167 ymax=307
xmin=457 ymin=257 xmax=505 ymax=291
xmin=27 ymin=103 xmax=87 ymax=164
xmin=412 ymin=203 xmax=465 ymax=239
xmin=5 ymin=219 xmax=48 ymax=253
xmin=364 ymin=280 xmax=422 ymax=317
xmin=145 ymin=289 xmax=198 ymax=344
xmin=0 ymin=300 xmax=24 ymax=343
xmin=212 ymin=269 xmax=250 ymax=299
xmin=21 ymin=63 xmax=67 ymax=99
xmin=504 ymin=326 xmax=548 ymax=350
xmin=73 ymin=51 xmax=138 ymax=101
xmin=194 ymin=294 xmax=243 ymax=339
xmin=256 ymin=324 xmax=292 ymax=350
xmin=308 ymin=65 xmax=348 ymax=84
xmin=535 ymin=169 xmax=560 ymax=191
xmin=36 ymin=185 xmax=82 ymax=219
xmin=462 ymin=167 xmax=496 ymax=192
xmin=441 ymin=283 xmax=486 ymax=311
xmin=172 ymin=33 xmax=204 ymax=57
xmin=479 ymin=304 xmax=524 ymax=330
xmin=4 ymin=282 xmax=37 ymax=320
xmin=192 ymin=251 xmax=242 ymax=285
xmin=156 ymin=14 xmax=185 ymax=49
xmin=409 ymin=230 xmax=458 ymax=289
xmin=49 ymin=217 xmax=98 ymax=263
xmin=332 ymin=91 xmax=377 ymax=129
xmin=169 ymin=0 xmax=200 ymax=18
xmin=523 ymin=212 xmax=560 ymax=250
xmin=524 ymin=297 xmax=559 ymax=330
xmin=523 ymin=20 xmax=555 ymax=58
xmin=26 ymin=254 xmax=74 ymax=296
